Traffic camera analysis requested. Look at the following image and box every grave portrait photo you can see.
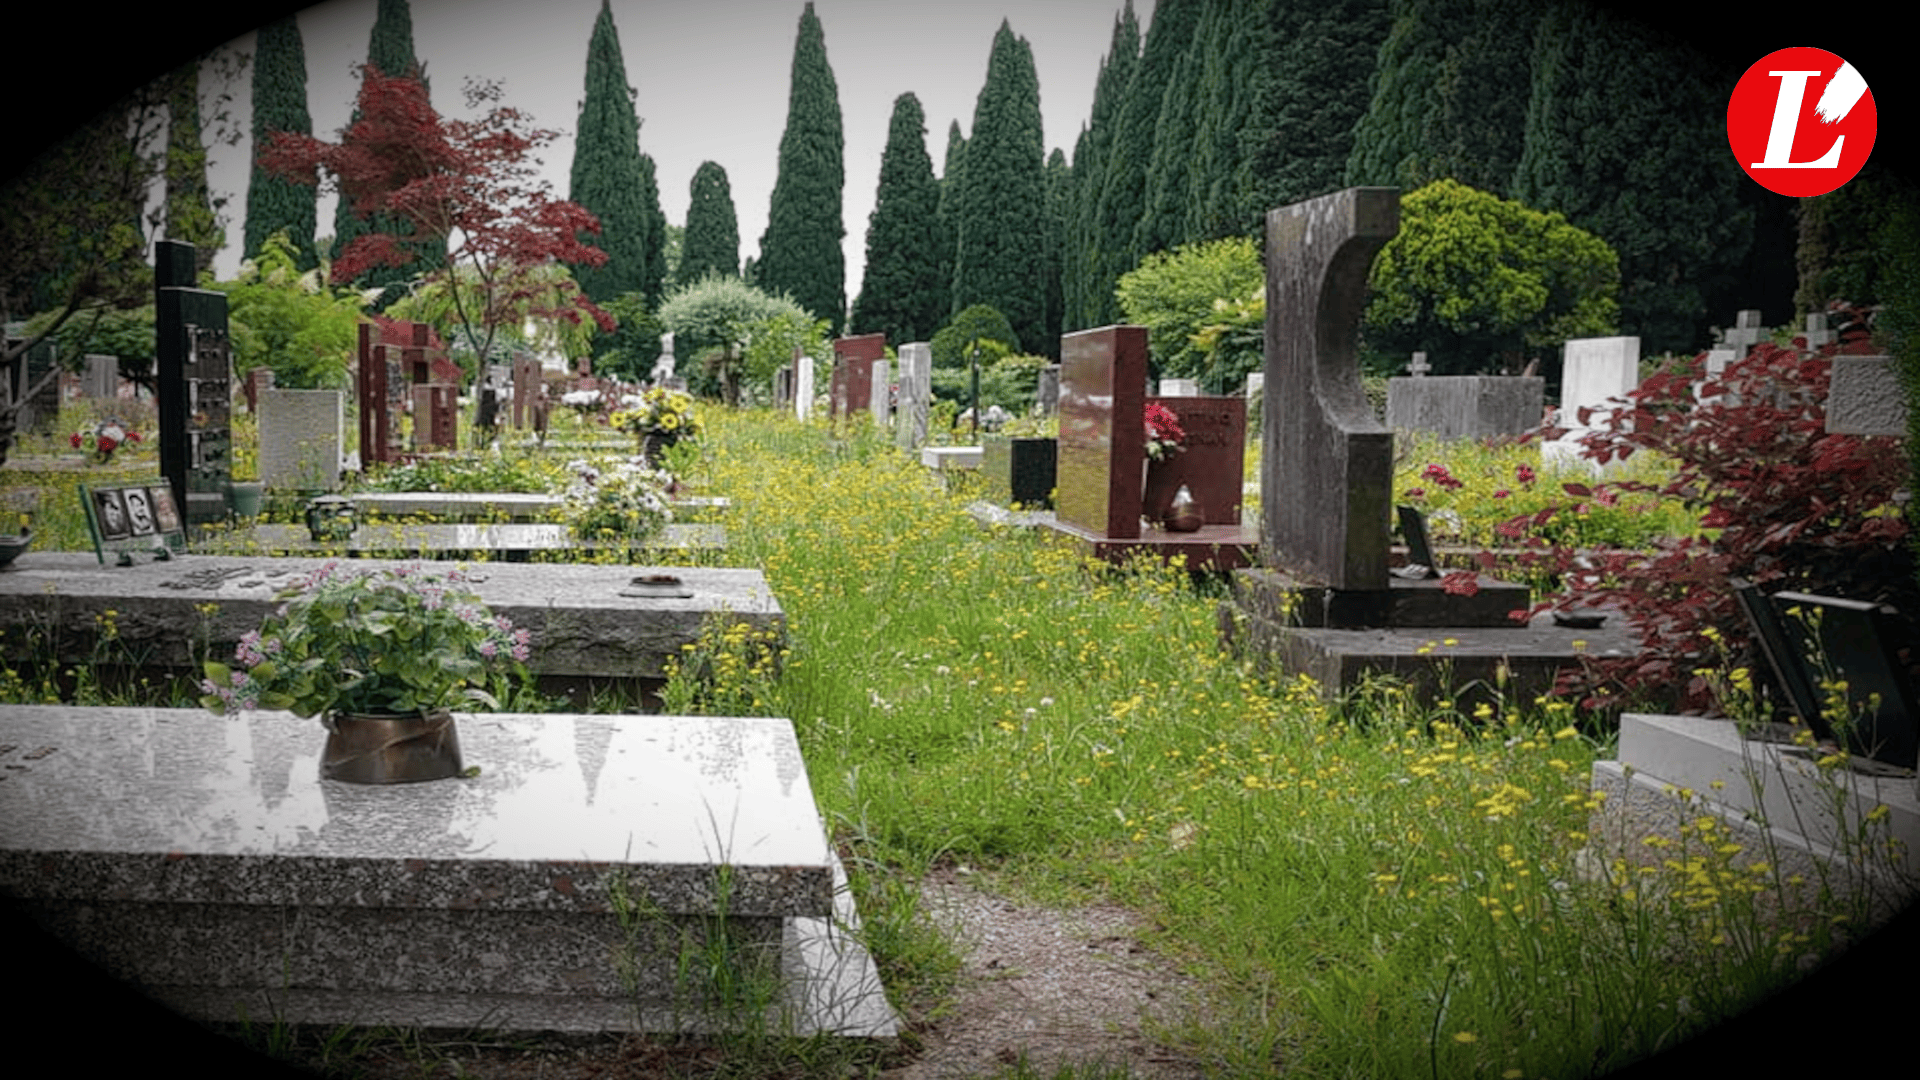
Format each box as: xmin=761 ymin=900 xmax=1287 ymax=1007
xmin=123 ymin=486 xmax=156 ymax=537
xmin=93 ymin=488 xmax=130 ymax=540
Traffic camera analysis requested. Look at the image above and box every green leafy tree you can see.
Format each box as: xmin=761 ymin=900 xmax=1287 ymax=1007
xmin=757 ymin=2 xmax=845 ymax=326
xmin=244 ymin=15 xmax=318 ymax=271
xmin=851 ymin=93 xmax=947 ymax=345
xmin=590 ymin=292 xmax=662 ymax=382
xmin=656 ymin=275 xmax=812 ymax=404
xmin=1511 ymin=1 xmax=1752 ymax=354
xmin=218 ymin=231 xmax=365 ymax=389
xmin=1115 ymin=235 xmax=1264 ymax=385
xmin=1065 ymin=2 xmax=1139 ymax=331
xmin=332 ymin=0 xmax=437 ymax=305
xmin=1362 ymin=179 xmax=1619 ymax=374
xmin=0 ymin=87 xmax=168 ymax=467
xmin=930 ymin=303 xmax=1018 ymax=371
xmin=681 ymin=161 xmax=740 ymax=284
xmin=568 ymin=0 xmax=663 ymax=308
xmin=951 ymin=21 xmax=1047 ymax=353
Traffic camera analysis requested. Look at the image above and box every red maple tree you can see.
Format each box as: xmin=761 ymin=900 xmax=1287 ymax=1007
xmin=258 ymin=66 xmax=613 ymax=377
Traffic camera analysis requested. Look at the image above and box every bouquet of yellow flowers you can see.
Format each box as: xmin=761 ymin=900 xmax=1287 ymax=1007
xmin=611 ymin=387 xmax=702 ymax=442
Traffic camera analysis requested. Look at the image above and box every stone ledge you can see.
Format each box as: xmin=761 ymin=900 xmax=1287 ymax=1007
xmin=0 ymin=707 xmax=896 ymax=1037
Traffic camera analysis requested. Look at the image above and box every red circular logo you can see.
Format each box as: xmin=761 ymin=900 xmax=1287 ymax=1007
xmin=1727 ymin=47 xmax=1875 ymax=197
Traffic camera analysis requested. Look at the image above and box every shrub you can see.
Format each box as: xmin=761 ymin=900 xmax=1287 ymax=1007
xmin=1490 ymin=304 xmax=1915 ymax=711
xmin=1116 ymin=236 xmax=1263 ymax=385
xmin=930 ymin=304 xmax=1017 ymax=370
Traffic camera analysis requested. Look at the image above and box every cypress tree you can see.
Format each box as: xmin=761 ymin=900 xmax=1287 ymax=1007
xmin=758 ymin=2 xmax=846 ymax=326
xmin=568 ymin=0 xmax=658 ymax=307
xmin=162 ymin=60 xmax=222 ymax=275
xmin=1343 ymin=0 xmax=1537 ymax=197
xmin=951 ymin=21 xmax=1048 ymax=354
xmin=681 ymin=160 xmax=740 ymax=284
xmin=244 ymin=16 xmax=318 ymax=271
xmin=1042 ymin=148 xmax=1070 ymax=351
xmin=1512 ymin=1 xmax=1754 ymax=354
xmin=332 ymin=0 xmax=437 ymax=303
xmin=1135 ymin=2 xmax=1214 ymax=259
xmin=1066 ymin=2 xmax=1139 ymax=331
xmin=1239 ymin=0 xmax=1390 ymax=232
xmin=1182 ymin=1 xmax=1258 ymax=243
xmin=937 ymin=119 xmax=966 ymax=308
xmin=637 ymin=152 xmax=669 ymax=304
xmin=1090 ymin=0 xmax=1203 ymax=328
xmin=851 ymin=93 xmax=947 ymax=344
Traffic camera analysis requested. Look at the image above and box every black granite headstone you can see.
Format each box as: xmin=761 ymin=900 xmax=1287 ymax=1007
xmin=154 ymin=240 xmax=231 ymax=529
xmin=1770 ymin=590 xmax=1918 ymax=768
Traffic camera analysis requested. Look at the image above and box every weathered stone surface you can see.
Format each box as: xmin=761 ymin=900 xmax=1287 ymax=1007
xmin=896 ymin=343 xmax=932 ymax=450
xmin=257 ymin=388 xmax=343 ymax=491
xmin=203 ymin=522 xmax=726 ymax=560
xmin=0 ymin=706 xmax=893 ymax=1036
xmin=0 ymin=554 xmax=781 ymax=687
xmin=1385 ymin=376 xmax=1544 ymax=440
xmin=1827 ymin=355 xmax=1907 ymax=436
xmin=1056 ymin=326 xmax=1148 ymax=540
xmin=1261 ymin=188 xmax=1399 ymax=589
xmin=1230 ymin=567 xmax=1529 ymax=629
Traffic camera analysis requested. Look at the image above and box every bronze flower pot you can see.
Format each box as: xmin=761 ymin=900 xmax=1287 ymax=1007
xmin=320 ymin=709 xmax=464 ymax=784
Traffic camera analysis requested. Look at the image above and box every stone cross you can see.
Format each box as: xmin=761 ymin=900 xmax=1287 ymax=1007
xmin=1719 ymin=309 xmax=1768 ymax=355
xmin=1802 ymin=312 xmax=1836 ymax=349
xmin=1261 ymin=187 xmax=1400 ymax=590
xmin=1408 ymin=351 xmax=1430 ymax=377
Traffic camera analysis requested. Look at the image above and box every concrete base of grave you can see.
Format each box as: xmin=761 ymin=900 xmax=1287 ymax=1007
xmin=1230 ymin=566 xmax=1531 ymax=629
xmin=1219 ymin=596 xmax=1639 ymax=708
xmin=1586 ymin=713 xmax=1920 ymax=927
xmin=1041 ymin=516 xmax=1258 ymax=573
xmin=0 ymin=707 xmax=897 ymax=1039
xmin=920 ymin=446 xmax=983 ymax=471
xmin=201 ymin=522 xmax=726 ymax=561
xmin=0 ymin=554 xmax=781 ymax=708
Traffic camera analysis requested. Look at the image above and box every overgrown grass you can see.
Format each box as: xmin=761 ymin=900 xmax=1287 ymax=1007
xmin=5 ymin=403 xmax=1908 ymax=1079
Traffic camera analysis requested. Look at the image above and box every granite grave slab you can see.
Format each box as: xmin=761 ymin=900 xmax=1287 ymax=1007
xmin=0 ymin=554 xmax=781 ymax=706
xmin=0 ymin=706 xmax=895 ymax=1038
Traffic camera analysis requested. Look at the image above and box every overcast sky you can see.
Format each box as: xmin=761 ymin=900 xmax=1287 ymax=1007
xmin=203 ymin=0 xmax=1157 ymax=302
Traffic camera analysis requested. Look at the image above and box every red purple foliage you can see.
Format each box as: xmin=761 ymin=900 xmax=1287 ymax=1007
xmin=1488 ymin=303 xmax=1915 ymax=712
xmin=259 ymin=67 xmax=614 ymax=360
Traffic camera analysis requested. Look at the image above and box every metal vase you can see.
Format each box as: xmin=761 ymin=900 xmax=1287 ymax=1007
xmin=320 ymin=709 xmax=464 ymax=784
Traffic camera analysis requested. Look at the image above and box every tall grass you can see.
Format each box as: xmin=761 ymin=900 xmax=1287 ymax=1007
xmin=6 ymin=403 xmax=1906 ymax=1079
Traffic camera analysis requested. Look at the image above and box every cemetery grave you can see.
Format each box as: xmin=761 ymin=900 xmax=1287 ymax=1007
xmin=1221 ymin=188 xmax=1637 ymax=705
xmin=1040 ymin=324 xmax=1258 ymax=572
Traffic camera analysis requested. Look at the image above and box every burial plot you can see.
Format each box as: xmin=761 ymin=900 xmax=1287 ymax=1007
xmin=830 ymin=334 xmax=885 ymax=418
xmin=1222 ymin=189 xmax=1626 ymax=705
xmin=155 ymin=240 xmax=232 ymax=531
xmin=0 ymin=705 xmax=895 ymax=1038
xmin=1041 ymin=325 xmax=1256 ymax=571
xmin=0 ymin=554 xmax=782 ymax=709
xmin=1142 ymin=393 xmax=1246 ymax=527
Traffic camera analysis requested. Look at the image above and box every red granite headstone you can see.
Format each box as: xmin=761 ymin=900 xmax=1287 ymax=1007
xmin=830 ymin=333 xmax=885 ymax=417
xmin=1055 ymin=326 xmax=1147 ymax=540
xmin=1143 ymin=395 xmax=1245 ymax=525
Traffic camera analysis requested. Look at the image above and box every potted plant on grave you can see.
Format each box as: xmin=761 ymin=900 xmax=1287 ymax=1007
xmin=610 ymin=386 xmax=702 ymax=468
xmin=200 ymin=562 xmax=531 ymax=784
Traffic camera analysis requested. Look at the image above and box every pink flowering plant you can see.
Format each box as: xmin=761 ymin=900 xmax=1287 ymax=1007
xmin=200 ymin=562 xmax=531 ymax=719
